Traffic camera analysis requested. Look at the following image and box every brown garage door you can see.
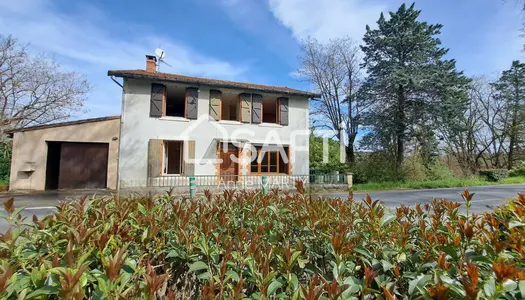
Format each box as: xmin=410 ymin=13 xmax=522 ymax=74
xmin=58 ymin=143 xmax=109 ymax=189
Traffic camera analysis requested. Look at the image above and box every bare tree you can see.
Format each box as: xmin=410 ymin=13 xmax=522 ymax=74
xmin=439 ymin=77 xmax=508 ymax=175
xmin=0 ymin=35 xmax=89 ymax=131
xmin=297 ymin=37 xmax=367 ymax=166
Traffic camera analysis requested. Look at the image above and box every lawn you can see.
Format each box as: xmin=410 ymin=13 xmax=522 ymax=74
xmin=352 ymin=176 xmax=525 ymax=192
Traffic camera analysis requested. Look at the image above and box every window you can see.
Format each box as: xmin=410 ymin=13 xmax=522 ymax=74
xmin=262 ymin=97 xmax=278 ymax=124
xmin=163 ymin=141 xmax=183 ymax=174
xmin=165 ymin=86 xmax=186 ymax=117
xmin=250 ymin=146 xmax=289 ymax=174
xmin=221 ymin=93 xmax=239 ymax=121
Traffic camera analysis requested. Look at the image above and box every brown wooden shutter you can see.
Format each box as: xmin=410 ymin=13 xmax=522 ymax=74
xmin=186 ymin=88 xmax=199 ymax=120
xmin=209 ymin=90 xmax=221 ymax=120
xmin=184 ymin=140 xmax=196 ymax=175
xmin=279 ymin=97 xmax=289 ymax=126
xmin=252 ymin=94 xmax=262 ymax=124
xmin=150 ymin=84 xmax=165 ymax=118
xmin=148 ymin=140 xmax=163 ymax=185
xmin=240 ymin=93 xmax=252 ymax=123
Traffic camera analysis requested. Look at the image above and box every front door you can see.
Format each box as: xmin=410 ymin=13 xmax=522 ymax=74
xmin=219 ymin=144 xmax=238 ymax=183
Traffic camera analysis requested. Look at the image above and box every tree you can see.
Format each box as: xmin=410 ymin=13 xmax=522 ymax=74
xmin=309 ymin=134 xmax=347 ymax=172
xmin=297 ymin=37 xmax=368 ymax=166
xmin=0 ymin=35 xmax=89 ymax=130
xmin=361 ymin=3 xmax=470 ymax=174
xmin=492 ymin=60 xmax=525 ymax=169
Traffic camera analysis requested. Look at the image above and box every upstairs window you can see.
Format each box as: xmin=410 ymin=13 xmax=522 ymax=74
xmin=263 ymin=97 xmax=278 ymax=124
xmin=150 ymin=84 xmax=198 ymax=119
xmin=165 ymin=86 xmax=186 ymax=117
xmin=221 ymin=93 xmax=239 ymax=121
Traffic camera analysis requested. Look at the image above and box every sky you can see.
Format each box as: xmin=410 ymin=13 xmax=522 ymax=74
xmin=0 ymin=0 xmax=523 ymax=120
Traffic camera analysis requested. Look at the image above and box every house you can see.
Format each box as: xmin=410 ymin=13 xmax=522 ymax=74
xmin=8 ymin=55 xmax=317 ymax=191
xmin=109 ymin=55 xmax=317 ymax=188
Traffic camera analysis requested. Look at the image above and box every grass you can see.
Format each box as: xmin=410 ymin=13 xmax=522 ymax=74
xmin=351 ymin=176 xmax=525 ymax=192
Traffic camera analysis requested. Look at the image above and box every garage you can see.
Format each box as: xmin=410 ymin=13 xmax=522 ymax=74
xmin=8 ymin=116 xmax=120 ymax=191
xmin=45 ymin=142 xmax=109 ymax=189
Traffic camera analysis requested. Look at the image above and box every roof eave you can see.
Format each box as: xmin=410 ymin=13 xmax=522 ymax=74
xmin=108 ymin=71 xmax=320 ymax=98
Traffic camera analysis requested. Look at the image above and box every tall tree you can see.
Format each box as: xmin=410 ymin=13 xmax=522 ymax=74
xmin=361 ymin=3 xmax=470 ymax=173
xmin=297 ymin=37 xmax=368 ymax=166
xmin=0 ymin=35 xmax=89 ymax=130
xmin=492 ymin=60 xmax=525 ymax=169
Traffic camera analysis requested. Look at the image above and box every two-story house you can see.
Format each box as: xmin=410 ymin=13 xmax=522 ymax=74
xmin=109 ymin=55 xmax=318 ymax=188
xmin=8 ymin=55 xmax=317 ymax=191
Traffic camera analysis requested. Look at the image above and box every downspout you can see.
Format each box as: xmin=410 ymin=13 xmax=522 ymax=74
xmin=110 ymin=76 xmax=124 ymax=197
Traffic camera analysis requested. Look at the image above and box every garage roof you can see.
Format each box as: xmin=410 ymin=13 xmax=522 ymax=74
xmin=7 ymin=116 xmax=120 ymax=133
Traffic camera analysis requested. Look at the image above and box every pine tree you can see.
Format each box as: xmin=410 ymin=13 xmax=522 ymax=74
xmin=492 ymin=60 xmax=525 ymax=169
xmin=361 ymin=3 xmax=470 ymax=174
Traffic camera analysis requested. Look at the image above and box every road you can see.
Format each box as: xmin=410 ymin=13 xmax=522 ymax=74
xmin=318 ymin=184 xmax=525 ymax=213
xmin=0 ymin=184 xmax=524 ymax=233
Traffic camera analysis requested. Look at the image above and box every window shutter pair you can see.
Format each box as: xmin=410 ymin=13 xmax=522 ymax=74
xmin=149 ymin=84 xmax=198 ymax=119
xmin=147 ymin=139 xmax=195 ymax=180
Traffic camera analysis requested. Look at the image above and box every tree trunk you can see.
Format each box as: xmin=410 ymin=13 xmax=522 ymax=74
xmin=346 ymin=145 xmax=355 ymax=166
xmin=396 ymin=85 xmax=406 ymax=172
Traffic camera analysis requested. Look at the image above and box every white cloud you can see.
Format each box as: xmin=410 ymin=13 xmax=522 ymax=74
xmin=267 ymin=0 xmax=386 ymax=43
xmin=0 ymin=0 xmax=248 ymax=118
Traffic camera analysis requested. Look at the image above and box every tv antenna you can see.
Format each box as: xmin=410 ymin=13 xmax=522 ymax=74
xmin=155 ymin=48 xmax=172 ymax=71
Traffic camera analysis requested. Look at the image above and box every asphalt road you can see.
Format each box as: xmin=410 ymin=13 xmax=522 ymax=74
xmin=0 ymin=184 xmax=523 ymax=233
xmin=318 ymin=184 xmax=525 ymax=213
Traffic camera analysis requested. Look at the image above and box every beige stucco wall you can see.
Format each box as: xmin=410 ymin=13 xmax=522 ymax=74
xmin=9 ymin=118 xmax=120 ymax=190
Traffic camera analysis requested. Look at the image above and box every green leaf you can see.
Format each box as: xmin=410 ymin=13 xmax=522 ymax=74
xmin=519 ymin=280 xmax=525 ymax=297
xmin=188 ymin=261 xmax=208 ymax=272
xmin=166 ymin=250 xmax=179 ymax=259
xmin=509 ymin=221 xmax=525 ymax=229
xmin=381 ymin=214 xmax=396 ymax=227
xmin=503 ymin=279 xmax=518 ymax=292
xmin=408 ymin=274 xmax=431 ymax=295
xmin=484 ymin=278 xmax=496 ymax=297
xmin=267 ymin=280 xmax=283 ymax=296
xmin=25 ymin=286 xmax=59 ymax=299
xmin=225 ymin=270 xmax=240 ymax=282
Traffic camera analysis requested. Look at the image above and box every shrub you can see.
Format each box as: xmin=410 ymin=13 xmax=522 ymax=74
xmin=2 ymin=185 xmax=525 ymax=298
xmin=479 ymin=169 xmax=509 ymax=182
xmin=510 ymin=161 xmax=525 ymax=177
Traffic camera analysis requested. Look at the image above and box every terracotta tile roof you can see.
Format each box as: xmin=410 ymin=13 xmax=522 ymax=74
xmin=107 ymin=69 xmax=320 ymax=98
xmin=7 ymin=116 xmax=120 ymax=133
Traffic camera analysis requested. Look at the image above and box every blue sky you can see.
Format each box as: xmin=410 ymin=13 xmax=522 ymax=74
xmin=0 ymin=0 xmax=523 ymax=119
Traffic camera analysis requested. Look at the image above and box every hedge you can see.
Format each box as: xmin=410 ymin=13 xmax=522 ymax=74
xmin=1 ymin=183 xmax=525 ymax=299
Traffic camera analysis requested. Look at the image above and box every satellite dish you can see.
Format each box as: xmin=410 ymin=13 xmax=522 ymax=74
xmin=155 ymin=48 xmax=165 ymax=59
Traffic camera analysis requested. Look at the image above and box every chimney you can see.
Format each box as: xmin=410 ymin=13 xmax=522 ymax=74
xmin=146 ymin=55 xmax=157 ymax=72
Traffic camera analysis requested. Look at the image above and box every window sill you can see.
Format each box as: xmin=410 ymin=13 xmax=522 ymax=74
xmin=258 ymin=123 xmax=282 ymax=128
xmin=160 ymin=116 xmax=190 ymax=122
xmin=219 ymin=120 xmax=242 ymax=125
xmin=161 ymin=174 xmax=182 ymax=176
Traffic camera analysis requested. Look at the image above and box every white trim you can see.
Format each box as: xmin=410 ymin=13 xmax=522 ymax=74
xmin=259 ymin=123 xmax=282 ymax=128
xmin=219 ymin=120 xmax=242 ymax=125
xmin=160 ymin=116 xmax=190 ymax=122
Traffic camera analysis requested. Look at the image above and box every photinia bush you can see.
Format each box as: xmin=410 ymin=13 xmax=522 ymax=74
xmin=1 ymin=182 xmax=525 ymax=299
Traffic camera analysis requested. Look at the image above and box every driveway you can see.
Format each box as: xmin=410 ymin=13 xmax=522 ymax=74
xmin=0 ymin=184 xmax=524 ymax=233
